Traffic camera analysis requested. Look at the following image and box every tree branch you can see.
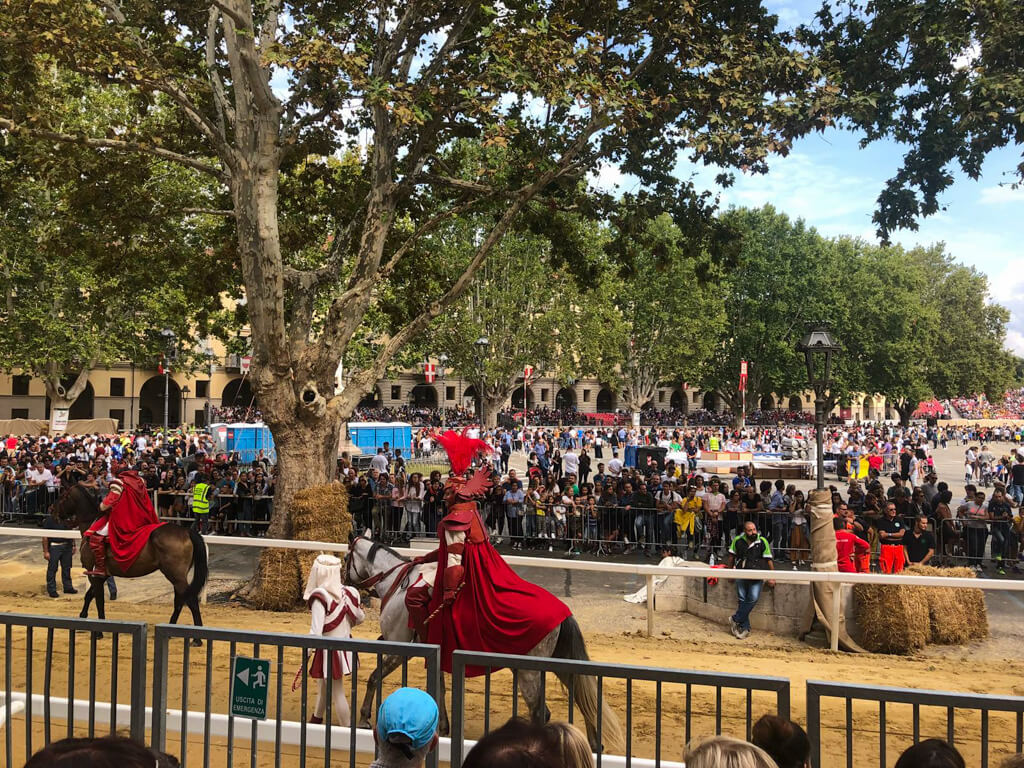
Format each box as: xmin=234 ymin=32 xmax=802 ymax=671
xmin=0 ymin=118 xmax=226 ymax=180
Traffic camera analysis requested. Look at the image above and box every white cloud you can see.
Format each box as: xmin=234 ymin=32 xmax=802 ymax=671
xmin=979 ymin=184 xmax=1024 ymax=205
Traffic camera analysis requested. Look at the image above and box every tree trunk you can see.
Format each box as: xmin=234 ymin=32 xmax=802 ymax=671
xmin=480 ymin=395 xmax=504 ymax=430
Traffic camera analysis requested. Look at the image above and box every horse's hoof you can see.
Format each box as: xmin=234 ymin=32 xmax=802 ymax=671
xmin=439 ymin=723 xmax=451 ymax=737
xmin=92 ymin=631 xmax=104 ymax=640
xmin=190 ymin=638 xmax=203 ymax=648
xmin=358 ymin=718 xmax=372 ymax=730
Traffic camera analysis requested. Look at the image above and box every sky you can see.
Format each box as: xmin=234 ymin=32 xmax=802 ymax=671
xmin=592 ymin=0 xmax=1024 ymax=354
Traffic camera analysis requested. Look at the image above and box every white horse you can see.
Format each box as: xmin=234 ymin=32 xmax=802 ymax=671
xmin=344 ymin=536 xmax=623 ymax=753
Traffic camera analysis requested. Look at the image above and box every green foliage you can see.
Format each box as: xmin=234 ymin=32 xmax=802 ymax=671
xmin=0 ymin=79 xmax=234 ymax=402
xmin=696 ymin=206 xmax=1015 ymax=422
xmin=803 ymin=0 xmax=1024 ymax=237
xmin=595 ymin=212 xmax=724 ymax=411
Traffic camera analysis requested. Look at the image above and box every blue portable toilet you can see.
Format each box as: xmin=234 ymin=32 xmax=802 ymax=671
xmin=347 ymin=422 xmax=413 ymax=455
xmin=210 ymin=422 xmax=276 ymax=463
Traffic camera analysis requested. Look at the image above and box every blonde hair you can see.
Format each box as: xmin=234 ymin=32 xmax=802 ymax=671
xmin=685 ymin=736 xmax=778 ymax=768
xmin=546 ymin=721 xmax=594 ymax=768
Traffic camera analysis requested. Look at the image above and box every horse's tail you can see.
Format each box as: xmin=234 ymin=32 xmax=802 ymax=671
xmin=183 ymin=526 xmax=209 ymax=602
xmin=551 ymin=615 xmax=624 ymax=753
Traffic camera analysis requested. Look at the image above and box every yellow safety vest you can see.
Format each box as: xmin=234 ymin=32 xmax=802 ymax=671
xmin=193 ymin=483 xmax=211 ymax=515
xmin=709 ymin=436 xmax=720 ymax=451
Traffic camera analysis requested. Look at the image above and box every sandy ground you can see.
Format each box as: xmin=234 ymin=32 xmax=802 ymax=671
xmin=3 ymin=443 xmax=1023 ymax=766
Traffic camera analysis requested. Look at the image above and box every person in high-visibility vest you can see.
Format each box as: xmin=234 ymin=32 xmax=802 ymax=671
xmin=192 ymin=474 xmax=213 ymax=534
xmin=709 ymin=434 xmax=721 ymax=451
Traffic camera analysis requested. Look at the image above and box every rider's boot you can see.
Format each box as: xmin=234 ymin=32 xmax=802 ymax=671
xmin=406 ymin=582 xmax=432 ymax=638
xmin=84 ymin=534 xmax=108 ymax=577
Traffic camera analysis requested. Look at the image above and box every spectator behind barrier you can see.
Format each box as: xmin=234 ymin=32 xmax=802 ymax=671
xmin=684 ymin=735 xmax=777 ymax=768
xmin=461 ymin=717 xmax=595 ymax=768
xmin=371 ymin=687 xmax=439 ymax=768
xmin=894 ymin=739 xmax=966 ymax=768
xmin=751 ymin=714 xmax=811 ymax=768
xmin=24 ymin=736 xmax=179 ymax=768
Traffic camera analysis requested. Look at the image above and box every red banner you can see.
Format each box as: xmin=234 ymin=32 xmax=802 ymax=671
xmin=739 ymin=360 xmax=748 ymax=392
xmin=424 ymin=362 xmax=436 ymax=383
xmin=524 ymin=365 xmax=534 ymax=379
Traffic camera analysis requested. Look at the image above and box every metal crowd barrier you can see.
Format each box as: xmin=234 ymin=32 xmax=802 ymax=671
xmin=448 ymin=649 xmax=791 ymax=768
xmin=151 ymin=623 xmax=442 ymax=768
xmin=806 ymin=679 xmax=1024 ymax=768
xmin=1 ymin=613 xmax=148 ymax=767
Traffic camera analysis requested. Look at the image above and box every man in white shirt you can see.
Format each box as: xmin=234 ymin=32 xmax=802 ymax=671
xmin=562 ymin=447 xmax=579 ymax=478
xmin=606 ymin=457 xmax=623 ymax=478
xmin=28 ymin=463 xmax=55 ymax=488
xmin=370 ymin=448 xmax=389 ymax=474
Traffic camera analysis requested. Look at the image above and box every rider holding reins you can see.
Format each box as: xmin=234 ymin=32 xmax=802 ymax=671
xmin=83 ymin=462 xmax=164 ymax=577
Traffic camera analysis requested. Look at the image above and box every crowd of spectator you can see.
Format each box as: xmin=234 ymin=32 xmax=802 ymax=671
xmin=208 ymin=404 xmax=263 ymax=423
xmin=1 ymin=429 xmax=276 ymax=536
xmin=949 ymin=388 xmax=1024 ymax=420
xmin=25 ymin=703 xmax=992 ymax=768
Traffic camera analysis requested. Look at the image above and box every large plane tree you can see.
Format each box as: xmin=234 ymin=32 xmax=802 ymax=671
xmin=1 ymin=0 xmax=835 ymax=598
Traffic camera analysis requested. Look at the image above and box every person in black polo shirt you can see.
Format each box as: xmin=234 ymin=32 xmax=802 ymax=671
xmin=726 ymin=520 xmax=775 ymax=639
xmin=904 ymin=515 xmax=935 ymax=566
xmin=41 ymin=512 xmax=79 ymax=598
xmin=877 ymin=502 xmax=907 ymax=573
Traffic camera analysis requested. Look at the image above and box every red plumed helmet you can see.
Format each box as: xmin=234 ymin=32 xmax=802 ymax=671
xmin=434 ymin=428 xmax=493 ymax=475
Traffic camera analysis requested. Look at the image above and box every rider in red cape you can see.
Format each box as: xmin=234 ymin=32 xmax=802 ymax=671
xmin=406 ymin=428 xmax=571 ymax=675
xmin=83 ymin=464 xmax=166 ymax=575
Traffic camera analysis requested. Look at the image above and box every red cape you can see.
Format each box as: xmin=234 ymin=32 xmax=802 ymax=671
xmin=105 ymin=471 xmax=166 ymax=570
xmin=427 ymin=503 xmax=571 ymax=676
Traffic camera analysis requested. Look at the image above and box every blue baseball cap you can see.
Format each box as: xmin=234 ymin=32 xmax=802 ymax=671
xmin=376 ymin=688 xmax=439 ymax=750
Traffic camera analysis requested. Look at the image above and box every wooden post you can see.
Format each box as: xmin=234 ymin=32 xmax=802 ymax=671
xmin=830 ymin=583 xmax=842 ymax=651
xmin=646 ymin=575 xmax=655 ymax=636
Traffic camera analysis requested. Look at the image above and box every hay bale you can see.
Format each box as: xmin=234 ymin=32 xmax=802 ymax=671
xmin=247 ymin=483 xmax=352 ymax=611
xmin=249 ymin=547 xmax=303 ymax=611
xmin=853 ymin=582 xmax=930 ymax=654
xmin=905 ymin=565 xmax=989 ymax=644
xmin=292 ymin=482 xmax=351 ymax=543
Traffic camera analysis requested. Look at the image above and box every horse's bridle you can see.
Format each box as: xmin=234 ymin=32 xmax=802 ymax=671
xmin=344 ymin=536 xmax=410 ymax=594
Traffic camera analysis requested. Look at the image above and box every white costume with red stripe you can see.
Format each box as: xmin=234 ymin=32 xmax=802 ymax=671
xmin=302 ymin=555 xmax=364 ymax=726
xmin=307 ymin=585 xmax=364 ymax=677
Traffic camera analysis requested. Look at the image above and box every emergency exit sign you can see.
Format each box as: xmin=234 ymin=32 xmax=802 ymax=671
xmin=230 ymin=655 xmax=270 ymax=719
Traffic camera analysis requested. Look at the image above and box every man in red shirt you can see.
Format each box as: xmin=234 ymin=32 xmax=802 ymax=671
xmin=835 ymin=516 xmax=870 ymax=573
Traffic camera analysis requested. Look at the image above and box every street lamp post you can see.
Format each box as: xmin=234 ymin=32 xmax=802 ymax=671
xmin=474 ymin=337 xmax=490 ymax=422
xmin=438 ymin=353 xmax=448 ymax=433
xmin=797 ymin=325 xmax=841 ymax=490
xmin=159 ymin=329 xmax=176 ymax=433
xmin=181 ymin=386 xmax=191 ymax=428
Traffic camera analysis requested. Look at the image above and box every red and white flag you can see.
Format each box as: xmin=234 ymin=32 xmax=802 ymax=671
xmin=739 ymin=360 xmax=748 ymax=392
xmin=158 ymin=354 xmax=170 ymax=375
xmin=424 ymin=362 xmax=436 ymax=383
xmin=240 ymin=355 xmax=252 ymax=374
xmin=524 ymin=365 xmax=534 ymax=379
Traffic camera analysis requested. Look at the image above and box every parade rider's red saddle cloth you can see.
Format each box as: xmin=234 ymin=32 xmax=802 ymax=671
xmin=101 ymin=471 xmax=167 ymax=571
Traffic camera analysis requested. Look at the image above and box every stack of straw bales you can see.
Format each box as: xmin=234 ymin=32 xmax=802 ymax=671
xmin=249 ymin=483 xmax=351 ymax=611
xmin=853 ymin=565 xmax=988 ymax=654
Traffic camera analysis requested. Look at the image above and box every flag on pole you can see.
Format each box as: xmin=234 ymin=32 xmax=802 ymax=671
xmin=524 ymin=365 xmax=534 ymax=379
xmin=739 ymin=360 xmax=748 ymax=392
xmin=424 ymin=362 xmax=436 ymax=383
xmin=158 ymin=354 xmax=170 ymax=375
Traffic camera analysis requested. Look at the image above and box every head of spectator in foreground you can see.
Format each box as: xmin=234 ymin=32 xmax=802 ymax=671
xmin=461 ymin=717 xmax=593 ymax=768
xmin=684 ymin=735 xmax=777 ymax=768
xmin=893 ymin=739 xmax=965 ymax=768
xmin=25 ymin=736 xmax=179 ymax=768
xmin=751 ymin=714 xmax=811 ymax=768
xmin=374 ymin=688 xmax=439 ymax=768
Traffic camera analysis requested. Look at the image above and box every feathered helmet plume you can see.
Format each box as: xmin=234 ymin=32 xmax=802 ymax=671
xmin=434 ymin=428 xmax=493 ymax=475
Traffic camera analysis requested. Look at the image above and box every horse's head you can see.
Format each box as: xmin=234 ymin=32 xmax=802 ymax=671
xmin=343 ymin=533 xmax=374 ymax=589
xmin=51 ymin=484 xmax=99 ymax=528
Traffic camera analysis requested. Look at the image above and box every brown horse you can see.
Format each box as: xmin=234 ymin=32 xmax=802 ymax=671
xmin=53 ymin=484 xmax=208 ymax=641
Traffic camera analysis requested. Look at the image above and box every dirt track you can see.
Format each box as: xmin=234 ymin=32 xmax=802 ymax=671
xmin=3 ymin=551 xmax=1024 ymax=768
